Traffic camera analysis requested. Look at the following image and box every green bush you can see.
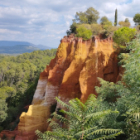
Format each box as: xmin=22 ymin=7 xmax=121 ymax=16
xmin=0 ymin=49 xmax=56 ymax=130
xmin=113 ymin=27 xmax=136 ymax=49
xmin=76 ymin=25 xmax=92 ymax=40
xmin=91 ymin=24 xmax=103 ymax=35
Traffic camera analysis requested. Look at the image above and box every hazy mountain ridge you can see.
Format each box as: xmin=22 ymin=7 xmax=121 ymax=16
xmin=0 ymin=41 xmax=51 ymax=54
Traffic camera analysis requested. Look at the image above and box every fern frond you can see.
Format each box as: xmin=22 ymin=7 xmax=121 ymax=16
xmin=43 ymin=130 xmax=72 ymax=139
xmin=60 ymin=109 xmax=81 ymax=121
xmin=49 ymin=120 xmax=62 ymax=129
xmin=85 ymin=94 xmax=97 ymax=107
xmin=37 ymin=93 xmax=122 ymax=140
xmin=36 ymin=130 xmax=57 ymax=140
xmin=93 ymin=130 xmax=123 ymax=140
xmin=74 ymin=126 xmax=97 ymax=137
xmin=86 ymin=110 xmax=119 ymax=120
xmin=84 ymin=111 xmax=109 ymax=126
xmin=86 ymin=129 xmax=123 ymax=138
xmin=75 ymin=98 xmax=86 ymax=110
xmin=69 ymin=99 xmax=86 ymax=113
xmin=55 ymin=97 xmax=70 ymax=109
xmin=47 ymin=118 xmax=52 ymax=123
xmin=85 ymin=110 xmax=111 ymax=122
xmin=53 ymin=112 xmax=69 ymax=123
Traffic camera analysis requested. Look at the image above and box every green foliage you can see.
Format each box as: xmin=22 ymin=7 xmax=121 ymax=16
xmin=102 ymin=21 xmax=117 ymax=37
xmin=124 ymin=112 xmax=140 ymax=140
xmin=0 ymin=86 xmax=14 ymax=122
xmin=133 ymin=13 xmax=140 ymax=25
xmin=76 ymin=25 xmax=92 ymax=40
xmin=119 ymin=18 xmax=131 ymax=27
xmin=0 ymin=49 xmax=56 ymax=129
xmin=66 ymin=22 xmax=77 ymax=35
xmin=114 ymin=9 xmax=118 ymax=26
xmin=67 ymin=8 xmax=119 ymax=38
xmin=96 ymin=35 xmax=140 ymax=139
xmin=86 ymin=7 xmax=100 ymax=24
xmin=36 ymin=94 xmax=123 ymax=140
xmin=118 ymin=21 xmax=130 ymax=27
xmin=100 ymin=16 xmax=109 ymax=25
xmin=96 ymin=78 xmax=121 ymax=103
xmin=116 ymin=36 xmax=140 ymax=139
xmin=91 ymin=24 xmax=103 ymax=35
xmin=75 ymin=11 xmax=88 ymax=24
xmin=124 ymin=18 xmax=129 ymax=23
xmin=75 ymin=22 xmax=117 ymax=38
xmin=0 ymin=99 xmax=7 ymax=123
xmin=74 ymin=7 xmax=99 ymax=24
xmin=113 ymin=27 xmax=136 ymax=49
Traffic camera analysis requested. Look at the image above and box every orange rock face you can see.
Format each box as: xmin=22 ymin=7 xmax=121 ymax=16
xmin=0 ymin=35 xmax=122 ymax=140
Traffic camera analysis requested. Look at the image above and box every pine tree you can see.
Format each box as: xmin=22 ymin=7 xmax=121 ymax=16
xmin=114 ymin=9 xmax=118 ymax=26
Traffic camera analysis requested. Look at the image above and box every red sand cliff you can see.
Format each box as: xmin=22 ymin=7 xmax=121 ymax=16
xmin=0 ymin=35 xmax=122 ymax=140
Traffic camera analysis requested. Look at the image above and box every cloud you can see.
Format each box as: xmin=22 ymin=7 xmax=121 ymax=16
xmin=0 ymin=0 xmax=138 ymax=48
xmin=0 ymin=29 xmax=21 ymax=34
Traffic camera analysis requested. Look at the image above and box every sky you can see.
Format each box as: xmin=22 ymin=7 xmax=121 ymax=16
xmin=0 ymin=0 xmax=139 ymax=48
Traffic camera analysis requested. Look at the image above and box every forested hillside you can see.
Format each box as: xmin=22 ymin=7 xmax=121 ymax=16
xmin=0 ymin=41 xmax=51 ymax=54
xmin=36 ymin=7 xmax=140 ymax=140
xmin=0 ymin=49 xmax=56 ymax=131
xmin=1 ymin=5 xmax=140 ymax=140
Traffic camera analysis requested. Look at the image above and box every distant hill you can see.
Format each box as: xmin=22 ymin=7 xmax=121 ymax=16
xmin=0 ymin=41 xmax=51 ymax=54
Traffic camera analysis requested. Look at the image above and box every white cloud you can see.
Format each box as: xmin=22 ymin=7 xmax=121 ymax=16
xmin=0 ymin=0 xmax=138 ymax=48
xmin=0 ymin=29 xmax=21 ymax=34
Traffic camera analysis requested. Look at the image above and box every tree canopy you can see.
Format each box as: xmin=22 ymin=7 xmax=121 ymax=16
xmin=113 ymin=27 xmax=136 ymax=48
xmin=74 ymin=7 xmax=99 ymax=24
xmin=119 ymin=18 xmax=130 ymax=27
xmin=100 ymin=16 xmax=109 ymax=25
xmin=0 ymin=49 xmax=56 ymax=131
xmin=76 ymin=25 xmax=92 ymax=40
xmin=114 ymin=9 xmax=118 ymax=26
xmin=133 ymin=13 xmax=140 ymax=25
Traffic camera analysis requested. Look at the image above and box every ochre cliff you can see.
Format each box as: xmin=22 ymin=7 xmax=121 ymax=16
xmin=0 ymin=35 xmax=122 ymax=140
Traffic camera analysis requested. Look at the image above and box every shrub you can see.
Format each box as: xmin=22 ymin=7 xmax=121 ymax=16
xmin=76 ymin=25 xmax=92 ymax=40
xmin=91 ymin=24 xmax=103 ymax=35
xmin=102 ymin=21 xmax=117 ymax=37
xmin=113 ymin=27 xmax=136 ymax=49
